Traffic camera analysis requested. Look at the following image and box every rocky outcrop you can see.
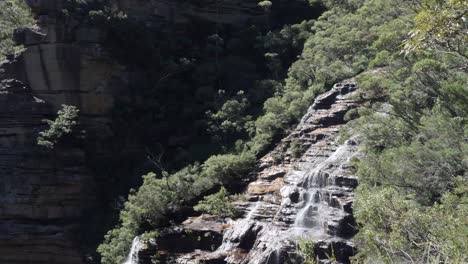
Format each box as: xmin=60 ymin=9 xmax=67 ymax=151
xmin=138 ymin=81 xmax=360 ymax=263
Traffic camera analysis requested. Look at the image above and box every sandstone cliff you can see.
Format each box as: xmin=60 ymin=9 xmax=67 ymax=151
xmin=0 ymin=1 xmax=125 ymax=262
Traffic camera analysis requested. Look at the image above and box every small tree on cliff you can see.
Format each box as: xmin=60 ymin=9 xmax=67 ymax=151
xmin=37 ymin=104 xmax=84 ymax=149
xmin=194 ymin=187 xmax=241 ymax=218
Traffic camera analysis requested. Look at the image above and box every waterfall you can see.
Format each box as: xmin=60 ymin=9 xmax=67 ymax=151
xmin=123 ymin=236 xmax=142 ymax=264
xmin=157 ymin=82 xmax=359 ymax=263
xmin=246 ymin=201 xmax=261 ymax=221
xmin=293 ymin=144 xmax=348 ymax=238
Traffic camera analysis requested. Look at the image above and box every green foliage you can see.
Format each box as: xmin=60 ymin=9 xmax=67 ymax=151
xmin=141 ymin=231 xmax=158 ymax=243
xmin=288 ymin=0 xmax=400 ymax=88
xmin=201 ymin=152 xmax=256 ymax=185
xmin=334 ymin=1 xmax=468 ymax=262
xmin=354 ymin=183 xmax=468 ymax=263
xmin=37 ymin=105 xmax=83 ymax=149
xmin=0 ymin=0 xmax=35 ymax=60
xmin=257 ymin=1 xmax=272 ymax=11
xmin=296 ymin=239 xmax=317 ymax=264
xmin=248 ymin=0 xmax=417 ymax=155
xmin=206 ymin=92 xmax=254 ymax=148
xmin=357 ymin=113 xmax=466 ymax=205
xmin=194 ymin=187 xmax=240 ymax=218
xmin=98 ymin=152 xmax=255 ymax=264
xmin=403 ymin=0 xmax=467 ymax=59
xmin=289 ymin=138 xmax=306 ymax=158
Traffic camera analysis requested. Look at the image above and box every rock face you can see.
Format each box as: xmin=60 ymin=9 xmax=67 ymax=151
xmin=0 ymin=79 xmax=94 ymax=264
xmin=0 ymin=1 xmax=128 ymax=264
xmin=0 ymin=23 xmax=120 ymax=264
xmin=139 ymin=81 xmax=360 ymax=263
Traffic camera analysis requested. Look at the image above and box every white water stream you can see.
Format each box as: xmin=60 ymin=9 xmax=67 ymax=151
xmin=123 ymin=236 xmax=142 ymax=264
xmin=293 ymin=144 xmax=349 ymax=238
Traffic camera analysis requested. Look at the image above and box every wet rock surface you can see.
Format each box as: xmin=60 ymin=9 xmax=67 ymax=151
xmin=214 ymin=81 xmax=360 ymax=264
xmin=138 ymin=81 xmax=360 ymax=264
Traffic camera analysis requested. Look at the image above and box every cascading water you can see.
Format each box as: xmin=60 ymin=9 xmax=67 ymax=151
xmin=246 ymin=201 xmax=261 ymax=221
xmin=139 ymin=82 xmax=359 ymax=264
xmin=293 ymin=144 xmax=349 ymax=238
xmin=208 ymin=81 xmax=359 ymax=264
xmin=123 ymin=236 xmax=142 ymax=264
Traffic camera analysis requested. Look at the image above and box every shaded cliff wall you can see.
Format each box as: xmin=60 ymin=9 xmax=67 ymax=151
xmin=0 ymin=1 xmax=132 ymax=263
xmin=0 ymin=78 xmax=95 ymax=264
xmin=1 ymin=11 xmax=148 ymax=264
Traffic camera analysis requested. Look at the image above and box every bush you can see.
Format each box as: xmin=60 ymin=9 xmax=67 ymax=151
xmin=194 ymin=187 xmax=240 ymax=218
xmin=296 ymin=239 xmax=317 ymax=264
xmin=289 ymin=138 xmax=306 ymax=158
xmin=98 ymin=151 xmax=255 ymax=263
xmin=354 ymin=183 xmax=468 ymax=263
xmin=37 ymin=105 xmax=84 ymax=149
xmin=0 ymin=0 xmax=35 ymax=60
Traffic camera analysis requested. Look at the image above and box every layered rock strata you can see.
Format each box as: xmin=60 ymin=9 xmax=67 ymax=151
xmin=140 ymin=80 xmax=360 ymax=263
xmin=0 ymin=1 xmax=127 ymax=263
xmin=0 ymin=79 xmax=94 ymax=264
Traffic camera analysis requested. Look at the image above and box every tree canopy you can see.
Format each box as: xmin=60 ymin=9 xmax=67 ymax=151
xmin=0 ymin=0 xmax=34 ymax=60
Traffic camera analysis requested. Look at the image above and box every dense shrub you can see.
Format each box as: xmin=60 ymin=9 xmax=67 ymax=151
xmin=37 ymin=105 xmax=83 ymax=149
xmin=0 ymin=0 xmax=34 ymax=60
xmin=98 ymin=151 xmax=255 ymax=263
xmin=354 ymin=184 xmax=468 ymax=262
xmin=194 ymin=187 xmax=240 ymax=218
xmin=338 ymin=0 xmax=468 ymax=262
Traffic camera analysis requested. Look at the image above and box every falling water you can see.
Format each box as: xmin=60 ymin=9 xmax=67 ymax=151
xmin=123 ymin=236 xmax=142 ymax=264
xmin=294 ymin=143 xmax=349 ymax=238
xmin=204 ymin=82 xmax=359 ymax=264
xmin=246 ymin=201 xmax=261 ymax=221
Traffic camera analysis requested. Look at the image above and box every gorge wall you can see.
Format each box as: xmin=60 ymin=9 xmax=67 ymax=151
xmin=0 ymin=0 xmax=130 ymax=263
